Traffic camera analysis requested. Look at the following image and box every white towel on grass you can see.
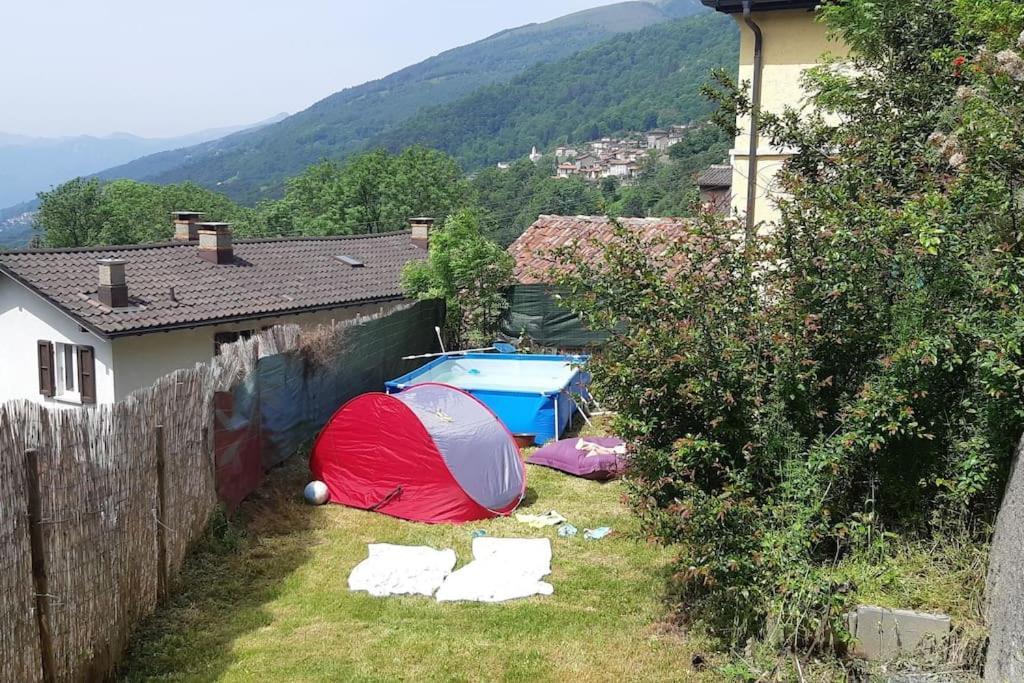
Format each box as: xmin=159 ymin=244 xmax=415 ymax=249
xmin=348 ymin=544 xmax=456 ymax=597
xmin=435 ymin=537 xmax=553 ymax=603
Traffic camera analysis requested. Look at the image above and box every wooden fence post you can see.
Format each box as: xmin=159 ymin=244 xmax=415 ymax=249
xmin=24 ymin=448 xmax=56 ymax=683
xmin=155 ymin=425 xmax=168 ymax=600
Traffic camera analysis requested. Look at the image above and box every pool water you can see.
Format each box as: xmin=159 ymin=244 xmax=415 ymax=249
xmin=385 ymin=353 xmax=589 ymax=444
xmin=397 ymin=357 xmax=579 ymax=394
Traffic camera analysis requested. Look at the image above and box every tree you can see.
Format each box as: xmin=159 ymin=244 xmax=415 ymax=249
xmin=380 ymin=146 xmax=471 ymax=229
xmin=273 ymin=160 xmax=350 ymax=236
xmin=402 ymin=210 xmax=514 ymax=347
xmin=263 ymin=147 xmax=471 ymax=237
xmin=35 ymin=178 xmax=255 ymax=247
xmin=35 ymin=178 xmax=106 ymax=247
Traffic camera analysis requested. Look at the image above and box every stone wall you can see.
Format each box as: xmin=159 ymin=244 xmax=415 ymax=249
xmin=984 ymin=434 xmax=1024 ymax=682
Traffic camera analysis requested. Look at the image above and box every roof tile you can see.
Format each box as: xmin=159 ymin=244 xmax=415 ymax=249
xmin=696 ymin=164 xmax=733 ymax=188
xmin=0 ymin=232 xmax=425 ymax=336
xmin=508 ymin=215 xmax=693 ymax=284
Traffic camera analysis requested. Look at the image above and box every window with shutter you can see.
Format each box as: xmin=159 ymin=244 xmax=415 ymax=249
xmin=37 ymin=341 xmax=54 ymax=397
xmin=77 ymin=346 xmax=96 ymax=404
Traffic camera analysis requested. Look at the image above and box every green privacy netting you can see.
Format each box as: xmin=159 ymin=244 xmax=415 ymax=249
xmin=215 ymin=299 xmax=445 ymax=508
xmin=499 ymin=285 xmax=610 ymax=349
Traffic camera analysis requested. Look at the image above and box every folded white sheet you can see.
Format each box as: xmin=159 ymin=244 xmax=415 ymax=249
xmin=435 ymin=537 xmax=553 ymax=603
xmin=348 ymin=543 xmax=457 ymax=597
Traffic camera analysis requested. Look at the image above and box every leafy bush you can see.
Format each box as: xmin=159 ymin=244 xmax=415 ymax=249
xmin=557 ymin=0 xmax=1024 ymax=661
xmin=402 ymin=210 xmax=514 ymax=348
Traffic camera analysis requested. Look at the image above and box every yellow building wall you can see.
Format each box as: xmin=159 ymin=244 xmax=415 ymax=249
xmin=730 ymin=8 xmax=847 ymax=227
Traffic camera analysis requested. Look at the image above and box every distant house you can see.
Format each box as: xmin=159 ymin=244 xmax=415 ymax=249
xmin=605 ymin=159 xmax=639 ymax=179
xmin=646 ymin=129 xmax=670 ymax=150
xmin=702 ymin=0 xmax=848 ymax=228
xmin=503 ymin=215 xmax=693 ymax=348
xmin=496 ymin=162 xmax=511 ymax=170
xmin=554 ymin=146 xmax=578 ymax=160
xmin=696 ymin=162 xmax=733 ymax=215
xmin=0 ymin=214 xmax=432 ymax=406
xmin=556 ymin=162 xmax=578 ymax=179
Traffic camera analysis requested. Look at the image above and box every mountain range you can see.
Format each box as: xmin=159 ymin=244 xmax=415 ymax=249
xmin=370 ymin=12 xmax=734 ymax=169
xmin=0 ymin=114 xmax=287 ymax=208
xmin=73 ymin=0 xmax=712 ymax=204
xmin=0 ymin=0 xmax=736 ymax=248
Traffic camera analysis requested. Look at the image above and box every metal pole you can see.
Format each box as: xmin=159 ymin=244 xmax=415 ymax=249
xmin=742 ymin=0 xmax=765 ymax=243
xmin=554 ymin=395 xmax=560 ymax=441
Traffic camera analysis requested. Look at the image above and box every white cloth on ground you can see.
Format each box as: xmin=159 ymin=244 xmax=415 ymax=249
xmin=515 ymin=510 xmax=567 ymax=528
xmin=348 ymin=543 xmax=456 ymax=597
xmin=435 ymin=537 xmax=553 ymax=603
xmin=575 ymin=437 xmax=628 ymax=457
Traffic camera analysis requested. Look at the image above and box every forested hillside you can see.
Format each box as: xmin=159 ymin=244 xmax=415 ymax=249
xmin=91 ymin=1 xmax=706 ymax=204
xmin=371 ymin=12 xmax=737 ymax=169
xmin=24 ymin=122 xmax=730 ymax=252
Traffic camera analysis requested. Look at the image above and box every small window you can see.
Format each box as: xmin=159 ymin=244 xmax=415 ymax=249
xmin=334 ymin=255 xmax=364 ymax=267
xmin=54 ymin=342 xmax=79 ymax=401
xmin=49 ymin=342 xmax=95 ymax=404
xmin=63 ymin=344 xmax=75 ymax=391
xmin=214 ymin=329 xmax=254 ymax=355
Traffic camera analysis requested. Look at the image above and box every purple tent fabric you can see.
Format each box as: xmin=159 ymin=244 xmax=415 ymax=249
xmin=526 ymin=437 xmax=628 ymax=480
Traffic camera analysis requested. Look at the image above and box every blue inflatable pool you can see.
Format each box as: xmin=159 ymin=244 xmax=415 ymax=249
xmin=385 ymin=353 xmax=588 ymax=445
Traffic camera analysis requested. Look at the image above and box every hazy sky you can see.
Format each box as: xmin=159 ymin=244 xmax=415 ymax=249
xmin=0 ymin=1 xmax=626 ymax=139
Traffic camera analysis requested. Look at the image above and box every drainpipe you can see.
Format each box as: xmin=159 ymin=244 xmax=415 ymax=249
xmin=742 ymin=0 xmax=764 ymax=243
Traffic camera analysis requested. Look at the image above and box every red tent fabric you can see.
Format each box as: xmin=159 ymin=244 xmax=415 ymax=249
xmin=310 ymin=384 xmax=526 ymax=523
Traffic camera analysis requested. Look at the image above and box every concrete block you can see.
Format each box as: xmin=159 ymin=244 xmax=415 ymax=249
xmin=847 ymin=605 xmax=951 ymax=661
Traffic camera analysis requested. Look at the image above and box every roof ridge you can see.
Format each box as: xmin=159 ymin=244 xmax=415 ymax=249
xmin=0 ymin=230 xmax=414 ymax=256
xmin=235 ymin=230 xmax=411 ymax=245
xmin=535 ymin=214 xmax=688 ymax=223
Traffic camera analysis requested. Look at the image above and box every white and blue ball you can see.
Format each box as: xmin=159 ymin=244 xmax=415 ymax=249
xmin=304 ymin=480 xmax=330 ymax=505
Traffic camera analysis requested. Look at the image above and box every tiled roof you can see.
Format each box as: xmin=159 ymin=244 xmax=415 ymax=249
xmin=697 ymin=164 xmax=733 ymax=189
xmin=508 ymin=215 xmax=692 ymax=284
xmin=0 ymin=232 xmax=425 ymax=337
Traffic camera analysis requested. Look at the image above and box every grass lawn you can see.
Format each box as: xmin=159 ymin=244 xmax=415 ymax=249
xmin=118 ymin=434 xmax=717 ymax=682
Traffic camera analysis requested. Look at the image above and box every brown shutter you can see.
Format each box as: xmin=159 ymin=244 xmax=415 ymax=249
xmin=77 ymin=346 xmax=96 ymax=405
xmin=37 ymin=341 xmax=54 ymax=397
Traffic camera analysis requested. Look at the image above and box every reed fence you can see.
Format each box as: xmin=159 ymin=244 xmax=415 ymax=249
xmin=0 ymin=299 xmax=442 ymax=682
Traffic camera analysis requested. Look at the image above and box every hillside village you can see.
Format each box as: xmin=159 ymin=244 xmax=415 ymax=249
xmin=1 ymin=1 xmax=1024 ymax=682
xmin=498 ymin=124 xmax=696 ymax=182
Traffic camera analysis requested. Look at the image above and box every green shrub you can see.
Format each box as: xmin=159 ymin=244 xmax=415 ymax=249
xmin=402 ymin=209 xmax=514 ymax=348
xmin=557 ymin=0 xmax=1024 ymax=660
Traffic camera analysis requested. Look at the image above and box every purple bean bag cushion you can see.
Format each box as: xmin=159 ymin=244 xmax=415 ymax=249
xmin=526 ymin=437 xmax=628 ymax=481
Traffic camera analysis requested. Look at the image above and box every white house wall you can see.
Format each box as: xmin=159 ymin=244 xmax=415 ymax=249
xmin=110 ymin=300 xmax=404 ymax=402
xmin=0 ymin=277 xmax=115 ymax=406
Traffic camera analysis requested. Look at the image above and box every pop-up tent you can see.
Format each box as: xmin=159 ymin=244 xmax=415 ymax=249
xmin=310 ymin=383 xmax=526 ymax=523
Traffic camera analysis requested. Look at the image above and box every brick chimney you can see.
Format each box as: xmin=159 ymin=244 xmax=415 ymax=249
xmin=408 ymin=217 xmax=434 ymax=250
xmin=196 ymin=222 xmax=233 ymax=264
xmin=172 ymin=211 xmax=204 ymax=241
xmin=97 ymin=258 xmax=129 ymax=307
